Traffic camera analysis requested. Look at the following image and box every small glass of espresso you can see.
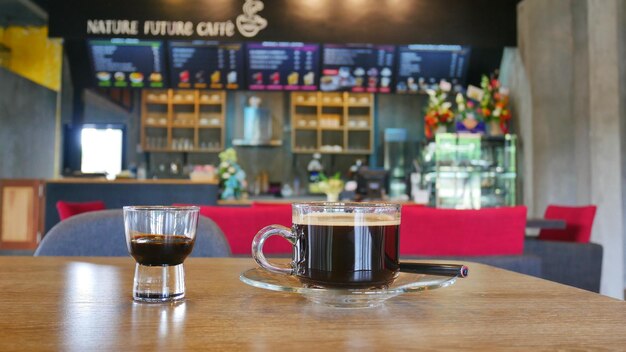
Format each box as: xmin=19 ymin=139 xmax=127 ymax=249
xmin=123 ymin=206 xmax=199 ymax=303
xmin=252 ymin=202 xmax=400 ymax=289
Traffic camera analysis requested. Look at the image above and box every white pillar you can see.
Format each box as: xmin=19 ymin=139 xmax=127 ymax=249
xmin=587 ymin=0 xmax=624 ymax=298
xmin=516 ymin=0 xmax=625 ymax=298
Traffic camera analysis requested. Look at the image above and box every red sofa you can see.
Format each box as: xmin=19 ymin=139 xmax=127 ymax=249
xmin=400 ymin=206 xmax=527 ymax=256
xmin=197 ymin=204 xmax=292 ymax=255
xmin=197 ymin=204 xmax=527 ymax=257
xmin=195 ymin=204 xmax=603 ymax=293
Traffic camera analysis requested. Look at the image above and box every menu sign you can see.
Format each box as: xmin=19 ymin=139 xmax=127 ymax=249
xmin=396 ymin=45 xmax=471 ymax=93
xmin=168 ymin=41 xmax=244 ymax=89
xmin=320 ymin=44 xmax=395 ymax=93
xmin=88 ymin=38 xmax=166 ymax=88
xmin=246 ymin=42 xmax=319 ymax=91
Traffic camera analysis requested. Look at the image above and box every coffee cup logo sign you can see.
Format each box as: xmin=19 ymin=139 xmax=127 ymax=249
xmin=236 ymin=0 xmax=268 ymax=38
xmin=85 ymin=0 xmax=267 ymax=38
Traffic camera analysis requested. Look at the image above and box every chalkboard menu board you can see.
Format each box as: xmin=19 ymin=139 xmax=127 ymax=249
xmin=246 ymin=42 xmax=320 ymax=91
xmin=88 ymin=38 xmax=166 ymax=88
xmin=168 ymin=41 xmax=244 ymax=90
xmin=321 ymin=44 xmax=395 ymax=93
xmin=396 ymin=45 xmax=471 ymax=93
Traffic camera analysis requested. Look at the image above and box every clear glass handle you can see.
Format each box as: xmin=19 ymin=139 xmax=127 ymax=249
xmin=252 ymin=225 xmax=296 ymax=275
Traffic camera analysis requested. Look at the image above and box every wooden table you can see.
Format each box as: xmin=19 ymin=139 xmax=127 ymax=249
xmin=1 ymin=257 xmax=624 ymax=350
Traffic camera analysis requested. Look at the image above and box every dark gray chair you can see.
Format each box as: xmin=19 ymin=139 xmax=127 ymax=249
xmin=524 ymin=238 xmax=603 ymax=293
xmin=34 ymin=209 xmax=231 ymax=257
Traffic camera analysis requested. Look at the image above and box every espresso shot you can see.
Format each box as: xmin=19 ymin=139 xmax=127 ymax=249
xmin=293 ymin=213 xmax=400 ymax=288
xmin=129 ymin=233 xmax=195 ymax=266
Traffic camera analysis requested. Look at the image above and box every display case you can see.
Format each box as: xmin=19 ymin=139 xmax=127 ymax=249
xmin=418 ymin=133 xmax=518 ymax=209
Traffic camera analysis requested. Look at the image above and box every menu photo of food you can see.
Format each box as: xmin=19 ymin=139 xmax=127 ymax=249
xmin=320 ymin=67 xmax=354 ymax=91
xmin=96 ymin=72 xmax=112 ymax=87
xmin=303 ymin=72 xmax=315 ymax=86
xmin=129 ymin=72 xmax=144 ymax=87
xmin=149 ymin=73 xmax=164 ymax=88
xmin=286 ymin=72 xmax=298 ymax=86
xmin=269 ymin=72 xmax=281 ymax=87
xmin=226 ymin=71 xmax=238 ymax=89
xmin=251 ymin=72 xmax=264 ymax=86
xmin=113 ymin=72 xmax=127 ymax=87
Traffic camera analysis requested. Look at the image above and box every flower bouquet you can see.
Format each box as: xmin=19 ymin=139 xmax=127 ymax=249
xmin=424 ymin=83 xmax=455 ymax=139
xmin=454 ymin=93 xmax=485 ymax=134
xmin=478 ymin=74 xmax=512 ymax=135
xmin=317 ymin=172 xmax=344 ymax=202
xmin=217 ymin=148 xmax=247 ymax=200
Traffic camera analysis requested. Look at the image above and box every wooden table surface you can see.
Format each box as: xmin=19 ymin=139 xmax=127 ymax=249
xmin=0 ymin=257 xmax=624 ymax=351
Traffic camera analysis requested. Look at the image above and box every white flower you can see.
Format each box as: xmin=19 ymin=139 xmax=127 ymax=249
xmin=222 ymin=172 xmax=231 ymax=179
xmin=220 ymin=162 xmax=228 ymax=168
xmin=228 ymin=167 xmax=236 ymax=174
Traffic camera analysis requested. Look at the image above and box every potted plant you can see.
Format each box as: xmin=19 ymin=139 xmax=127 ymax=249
xmin=317 ymin=172 xmax=344 ymax=202
xmin=217 ymin=148 xmax=247 ymax=200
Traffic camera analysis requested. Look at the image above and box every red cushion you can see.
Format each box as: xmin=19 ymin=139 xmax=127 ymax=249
xmin=252 ymin=201 xmax=293 ymax=208
xmin=197 ymin=206 xmax=293 ymax=255
xmin=400 ymin=206 xmax=527 ymax=256
xmin=538 ymin=205 xmax=597 ymax=243
xmin=56 ymin=200 xmax=106 ymax=221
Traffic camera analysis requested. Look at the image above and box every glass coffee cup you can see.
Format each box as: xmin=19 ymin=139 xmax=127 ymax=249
xmin=252 ymin=202 xmax=401 ymax=288
xmin=124 ymin=206 xmax=199 ymax=302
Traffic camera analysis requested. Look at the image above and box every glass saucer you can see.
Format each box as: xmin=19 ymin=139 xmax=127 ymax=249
xmin=240 ymin=268 xmax=458 ymax=308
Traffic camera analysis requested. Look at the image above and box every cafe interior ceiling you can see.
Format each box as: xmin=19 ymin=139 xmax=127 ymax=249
xmin=47 ymin=0 xmax=520 ymax=47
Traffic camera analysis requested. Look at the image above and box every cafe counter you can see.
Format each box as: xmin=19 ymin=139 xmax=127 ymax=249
xmin=0 ymin=178 xmax=220 ymax=250
xmin=43 ymin=178 xmax=219 ymax=232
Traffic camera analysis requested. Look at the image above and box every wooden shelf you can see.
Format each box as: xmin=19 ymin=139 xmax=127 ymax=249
xmin=189 ymin=148 xmax=222 ymax=153
xmin=143 ymin=123 xmax=168 ymax=128
xmin=171 ymin=124 xmax=195 ymax=128
xmin=290 ymin=92 xmax=374 ymax=155
xmin=291 ymin=149 xmax=373 ymax=155
xmin=143 ymin=148 xmax=172 ymax=152
xmin=343 ymin=149 xmax=371 ymax=154
xmin=141 ymin=89 xmax=226 ymax=153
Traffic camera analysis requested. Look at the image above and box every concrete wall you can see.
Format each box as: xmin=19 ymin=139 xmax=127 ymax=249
xmin=0 ymin=68 xmax=57 ymax=179
xmin=516 ymin=0 xmax=626 ymax=298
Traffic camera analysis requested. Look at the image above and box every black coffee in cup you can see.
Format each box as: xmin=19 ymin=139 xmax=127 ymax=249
xmin=130 ymin=233 xmax=195 ymax=266
xmin=292 ymin=213 xmax=400 ymax=288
